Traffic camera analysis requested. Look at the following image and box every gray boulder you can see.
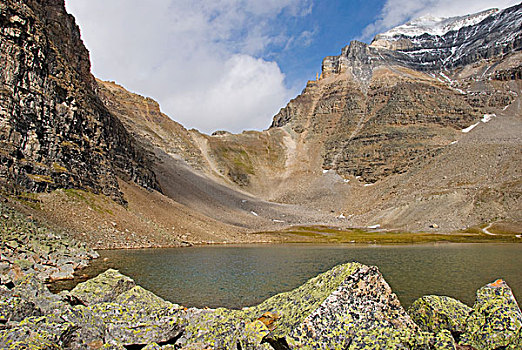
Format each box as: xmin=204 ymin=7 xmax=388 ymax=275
xmin=67 ymin=269 xmax=135 ymax=306
xmin=88 ymin=286 xmax=184 ymax=347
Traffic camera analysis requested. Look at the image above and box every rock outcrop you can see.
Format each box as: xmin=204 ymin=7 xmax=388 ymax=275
xmin=459 ymin=279 xmax=522 ymax=349
xmin=1 ymin=259 xmax=521 ymax=350
xmin=0 ymin=0 xmax=158 ymax=204
xmin=0 ymin=203 xmax=98 ymax=283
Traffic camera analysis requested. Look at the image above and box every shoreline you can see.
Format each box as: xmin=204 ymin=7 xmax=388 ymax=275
xmin=2 ymin=201 xmax=522 ymax=349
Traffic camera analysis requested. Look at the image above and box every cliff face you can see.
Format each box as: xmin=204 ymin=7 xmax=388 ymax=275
xmin=0 ymin=0 xmax=158 ymax=203
xmin=95 ymin=80 xmax=207 ymax=172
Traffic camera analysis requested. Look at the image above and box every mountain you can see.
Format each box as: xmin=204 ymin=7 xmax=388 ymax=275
xmin=0 ymin=1 xmax=520 ymax=245
xmin=265 ymin=3 xmax=522 ymax=232
xmin=0 ymin=0 xmax=158 ymax=204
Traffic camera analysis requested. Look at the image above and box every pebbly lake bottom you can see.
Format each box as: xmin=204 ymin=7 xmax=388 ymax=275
xmin=52 ymin=243 xmax=522 ymax=310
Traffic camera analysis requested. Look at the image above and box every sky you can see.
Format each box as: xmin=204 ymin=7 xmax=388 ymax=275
xmin=65 ymin=0 xmax=520 ymax=134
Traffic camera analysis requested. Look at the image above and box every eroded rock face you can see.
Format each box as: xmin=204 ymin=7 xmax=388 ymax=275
xmin=269 ymin=4 xmax=521 ymax=186
xmin=0 ymin=0 xmax=158 ymax=203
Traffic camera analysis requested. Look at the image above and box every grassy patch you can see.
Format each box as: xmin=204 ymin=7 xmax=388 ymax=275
xmin=27 ymin=174 xmax=54 ymax=184
xmin=15 ymin=192 xmax=41 ymax=210
xmin=260 ymin=225 xmax=521 ymax=244
xmin=52 ymin=162 xmax=67 ymax=173
xmin=63 ymin=189 xmax=114 ymax=215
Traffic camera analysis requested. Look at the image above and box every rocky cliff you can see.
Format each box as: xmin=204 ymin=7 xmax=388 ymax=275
xmin=0 ymin=0 xmax=158 ymax=204
xmin=270 ymin=3 xmax=521 ymax=185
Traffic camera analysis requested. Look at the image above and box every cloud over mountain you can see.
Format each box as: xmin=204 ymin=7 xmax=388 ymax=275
xmin=65 ymin=0 xmax=312 ymax=133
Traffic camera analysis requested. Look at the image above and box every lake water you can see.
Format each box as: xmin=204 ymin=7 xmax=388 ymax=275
xmin=61 ymin=243 xmax=522 ymax=310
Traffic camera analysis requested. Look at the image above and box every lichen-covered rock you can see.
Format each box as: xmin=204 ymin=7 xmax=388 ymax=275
xmin=459 ymin=279 xmax=522 ymax=350
xmin=178 ymin=263 xmax=425 ymax=350
xmin=432 ymin=330 xmax=456 ymax=350
xmin=251 ymin=262 xmax=365 ymax=339
xmin=0 ymin=203 xmax=98 ymax=284
xmin=0 ymin=304 xmax=106 ymax=349
xmin=58 ymin=305 xmax=107 ymax=350
xmin=408 ymin=295 xmax=471 ymax=334
xmin=68 ymin=269 xmax=135 ymax=306
xmin=177 ymin=262 xmax=365 ymax=349
xmin=88 ymin=286 xmax=184 ymax=346
xmin=506 ymin=329 xmax=522 ymax=350
xmin=284 ymin=265 xmax=420 ymax=349
xmin=0 ymin=295 xmax=41 ymax=323
xmin=177 ymin=308 xmax=269 ymax=350
xmin=11 ymin=275 xmax=69 ymax=314
xmin=0 ymin=326 xmax=61 ymax=350
xmin=0 ymin=312 xmax=79 ymax=349
xmin=344 ymin=323 xmax=431 ymax=350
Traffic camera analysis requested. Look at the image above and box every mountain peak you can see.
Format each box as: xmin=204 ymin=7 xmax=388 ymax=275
xmin=373 ymin=8 xmax=499 ymax=43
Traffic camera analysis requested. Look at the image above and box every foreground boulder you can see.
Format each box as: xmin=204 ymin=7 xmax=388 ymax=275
xmin=177 ymin=262 xmax=425 ymax=349
xmin=1 ymin=262 xmax=522 ymax=350
xmin=66 ymin=269 xmax=136 ymax=305
xmin=459 ymin=279 xmax=522 ymax=350
xmin=284 ymin=265 xmax=420 ymax=349
xmin=408 ymin=295 xmax=472 ymax=335
xmin=89 ymin=286 xmax=184 ymax=346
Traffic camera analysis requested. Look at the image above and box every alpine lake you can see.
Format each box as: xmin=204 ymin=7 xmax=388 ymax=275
xmin=51 ymin=243 xmax=522 ymax=310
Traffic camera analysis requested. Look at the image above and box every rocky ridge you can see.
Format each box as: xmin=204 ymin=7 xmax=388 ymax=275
xmin=370 ymin=4 xmax=522 ymax=70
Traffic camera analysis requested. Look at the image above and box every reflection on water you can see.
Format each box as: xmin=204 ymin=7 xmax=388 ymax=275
xmin=54 ymin=243 xmax=522 ymax=309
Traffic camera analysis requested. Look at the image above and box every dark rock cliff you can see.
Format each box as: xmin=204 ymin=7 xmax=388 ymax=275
xmin=0 ymin=0 xmax=159 ymax=203
xmin=370 ymin=3 xmax=522 ymax=71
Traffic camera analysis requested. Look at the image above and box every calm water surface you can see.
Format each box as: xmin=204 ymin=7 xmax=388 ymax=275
xmin=74 ymin=243 xmax=522 ymax=309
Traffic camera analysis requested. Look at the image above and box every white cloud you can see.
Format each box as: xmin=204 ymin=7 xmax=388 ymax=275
xmin=65 ymin=0 xmax=312 ymax=134
xmin=361 ymin=0 xmax=520 ymax=41
xmin=165 ymin=55 xmax=293 ymax=133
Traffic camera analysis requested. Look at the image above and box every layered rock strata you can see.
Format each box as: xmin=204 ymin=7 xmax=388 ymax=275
xmin=269 ymin=4 xmax=521 ymax=186
xmin=0 ymin=0 xmax=158 ymax=203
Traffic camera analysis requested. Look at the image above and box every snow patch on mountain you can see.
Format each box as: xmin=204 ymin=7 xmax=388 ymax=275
xmin=378 ymin=8 xmax=499 ymax=39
